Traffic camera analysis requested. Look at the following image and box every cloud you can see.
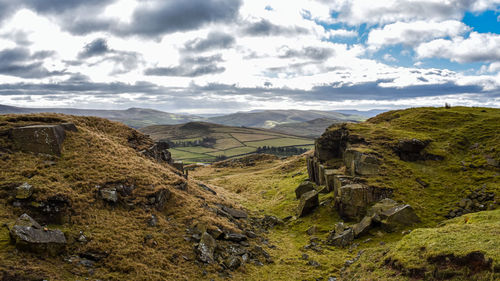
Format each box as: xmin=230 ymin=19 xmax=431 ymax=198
xmin=416 ymin=32 xmax=500 ymax=63
xmin=368 ymin=20 xmax=470 ymax=48
xmin=0 ymin=47 xmax=65 ymax=79
xmin=327 ymin=29 xmax=358 ymax=38
xmin=242 ymin=19 xmax=309 ymax=36
xmin=117 ymin=0 xmax=242 ymax=37
xmin=144 ymin=54 xmax=225 ymax=77
xmin=278 ymin=46 xmax=334 ymax=61
xmin=78 ymin=38 xmax=110 ymax=58
xmin=323 ymin=0 xmax=500 ymax=26
xmin=184 ymin=32 xmax=235 ymax=52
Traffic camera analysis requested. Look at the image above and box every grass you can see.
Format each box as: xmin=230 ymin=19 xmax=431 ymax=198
xmin=140 ymin=122 xmax=314 ymax=163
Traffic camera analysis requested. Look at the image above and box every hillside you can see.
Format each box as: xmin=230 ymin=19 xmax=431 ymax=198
xmin=270 ymin=117 xmax=342 ymax=137
xmin=207 ymin=109 xmax=365 ymax=128
xmin=0 ymin=114 xmax=271 ymax=281
xmin=191 ymin=106 xmax=499 ymax=280
xmin=140 ymin=122 xmax=314 ymax=163
xmin=0 ymin=105 xmax=203 ymax=128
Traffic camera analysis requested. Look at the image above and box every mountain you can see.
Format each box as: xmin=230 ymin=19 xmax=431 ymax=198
xmin=0 ymin=104 xmax=203 ymax=128
xmin=140 ymin=121 xmax=314 ymax=163
xmin=331 ymin=109 xmax=389 ymax=117
xmin=207 ymin=109 xmax=365 ymax=128
xmin=270 ymin=117 xmax=342 ymax=137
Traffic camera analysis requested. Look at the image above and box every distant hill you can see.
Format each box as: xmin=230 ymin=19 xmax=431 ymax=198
xmin=207 ymin=109 xmax=365 ymax=128
xmin=331 ymin=109 xmax=388 ymax=117
xmin=0 ymin=104 xmax=203 ymax=128
xmin=270 ymin=117 xmax=343 ymax=137
xmin=140 ymin=121 xmax=314 ymax=163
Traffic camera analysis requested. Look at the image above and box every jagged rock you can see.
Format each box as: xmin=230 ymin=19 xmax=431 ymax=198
xmin=369 ymin=199 xmax=420 ymax=232
xmin=324 ymin=169 xmax=342 ymax=192
xmin=395 ymin=138 xmax=429 ymax=161
xmin=147 ymin=188 xmax=171 ymax=210
xmin=318 ymin=164 xmax=326 ymax=185
xmin=224 ymin=255 xmax=242 ymax=270
xmin=99 ymin=187 xmax=118 ymax=203
xmin=295 ymin=181 xmax=315 ymax=199
xmin=141 ymin=141 xmax=172 ymax=164
xmin=261 ymin=215 xmax=283 ymax=229
xmin=335 ymin=222 xmax=346 ymax=234
xmin=197 ymin=232 xmax=216 ymax=263
xmin=297 ymin=190 xmax=319 ymax=217
xmin=327 ymin=228 xmax=354 ymax=247
xmin=352 ymin=216 xmax=372 ymax=237
xmin=221 ymin=206 xmax=248 ymax=219
xmin=11 ymin=125 xmax=66 ymax=155
xmin=9 ymin=214 xmax=66 ymax=255
xmin=15 ymin=194 xmax=71 ymax=224
xmin=15 ymin=182 xmax=33 ymax=199
xmin=333 ymin=175 xmax=353 ymax=199
xmin=314 ymin=125 xmax=350 ymax=161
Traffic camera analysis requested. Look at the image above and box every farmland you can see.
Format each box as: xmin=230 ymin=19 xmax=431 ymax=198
xmin=140 ymin=122 xmax=316 ymax=163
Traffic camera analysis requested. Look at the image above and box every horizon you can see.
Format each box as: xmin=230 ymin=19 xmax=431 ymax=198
xmin=0 ymin=1 xmax=499 ymax=113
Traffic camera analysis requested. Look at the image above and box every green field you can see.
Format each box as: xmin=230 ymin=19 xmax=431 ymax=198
xmin=141 ymin=121 xmax=316 ymax=163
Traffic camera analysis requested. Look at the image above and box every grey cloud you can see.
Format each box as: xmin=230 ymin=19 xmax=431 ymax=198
xmin=78 ymin=38 xmax=110 ymax=58
xmin=0 ymin=48 xmax=65 ymax=79
xmin=242 ymin=19 xmax=309 ymax=36
xmin=22 ymin=0 xmax=114 ymax=14
xmin=145 ymin=54 xmax=225 ymax=77
xmin=184 ymin=32 xmax=235 ymax=52
xmin=278 ymin=46 xmax=334 ymax=60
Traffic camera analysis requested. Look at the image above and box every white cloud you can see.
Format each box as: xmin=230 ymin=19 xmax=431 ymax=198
xmin=367 ymin=20 xmax=469 ymax=48
xmin=416 ymin=32 xmax=500 ymax=63
xmin=327 ymin=29 xmax=357 ymax=38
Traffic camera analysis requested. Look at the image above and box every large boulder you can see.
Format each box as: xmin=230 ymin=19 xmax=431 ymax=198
xmin=9 ymin=214 xmax=66 ymax=255
xmin=337 ymin=184 xmax=392 ymax=221
xmin=343 ymin=149 xmax=379 ymax=176
xmin=327 ymin=228 xmax=354 ymax=247
xmin=297 ymin=190 xmax=319 ymax=217
xmin=196 ymin=232 xmax=216 ymax=263
xmin=369 ymin=198 xmax=421 ymax=232
xmin=395 ymin=138 xmax=429 ymax=161
xmin=324 ymin=169 xmax=342 ymax=193
xmin=314 ymin=125 xmax=350 ymax=162
xmin=11 ymin=125 xmax=66 ymax=155
xmin=333 ymin=175 xmax=353 ymax=199
xmin=295 ymin=181 xmax=315 ymax=199
xmin=352 ymin=215 xmax=372 ymax=237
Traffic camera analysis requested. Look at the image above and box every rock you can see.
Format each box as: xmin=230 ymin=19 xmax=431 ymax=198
xmin=314 ymin=125 xmax=350 ymax=162
xmin=318 ymin=165 xmax=326 ymax=185
xmin=16 ymin=194 xmax=70 ymax=224
xmin=9 ymin=214 xmax=66 ymax=255
xmin=12 ymin=125 xmax=66 ymax=155
xmin=209 ymin=227 xmax=224 ymax=239
xmin=344 ymin=149 xmax=379 ymax=176
xmin=224 ymin=233 xmax=247 ymax=242
xmin=141 ymin=140 xmax=172 ymax=164
xmin=307 ymin=260 xmax=320 ymax=267
xmin=147 ymin=188 xmax=171 ymax=210
xmin=352 ymin=216 xmax=372 ymax=237
xmin=295 ymin=181 xmax=315 ymax=199
xmin=333 ymin=175 xmax=353 ymax=199
xmin=15 ymin=182 xmax=33 ymax=199
xmin=395 ymin=138 xmax=429 ymax=161
xmin=59 ymin=123 xmax=78 ymax=132
xmin=197 ymin=232 xmax=216 ymax=263
xmin=198 ymin=183 xmax=217 ymax=195
xmin=327 ymin=228 xmax=354 ymax=247
xmin=369 ymin=200 xmax=420 ymax=232
xmin=172 ymin=161 xmax=184 ymax=173
xmin=148 ymin=214 xmax=158 ymax=227
xmin=261 ymin=215 xmax=283 ymax=229
xmin=99 ymin=187 xmax=118 ymax=203
xmin=297 ymin=190 xmax=319 ymax=217
xmin=224 ymin=255 xmax=242 ymax=270
xmin=335 ymin=222 xmax=346 ymax=234
xmin=324 ymin=169 xmax=342 ymax=192
xmin=337 ymin=184 xmax=392 ymax=221
xmin=221 ymin=206 xmax=248 ymax=219
xmin=415 ymin=178 xmax=429 ymax=188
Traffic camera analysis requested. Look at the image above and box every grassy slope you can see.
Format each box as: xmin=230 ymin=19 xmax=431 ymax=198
xmin=192 ymin=107 xmax=499 ymax=280
xmin=0 ymin=114 xmax=247 ymax=281
xmin=140 ymin=122 xmax=314 ymax=163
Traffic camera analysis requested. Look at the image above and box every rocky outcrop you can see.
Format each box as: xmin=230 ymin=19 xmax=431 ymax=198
xmin=9 ymin=214 xmax=66 ymax=255
xmin=297 ymin=190 xmax=319 ymax=217
xmin=394 ymin=138 xmax=429 ymax=161
xmin=343 ymin=149 xmax=379 ymax=176
xmin=367 ymin=198 xmax=420 ymax=232
xmin=13 ymin=194 xmax=71 ymax=225
xmin=295 ymin=181 xmax=315 ymax=199
xmin=446 ymin=187 xmax=496 ymax=218
xmin=11 ymin=123 xmax=77 ymax=156
xmin=141 ymin=141 xmax=172 ymax=164
xmin=337 ymin=184 xmax=392 ymax=221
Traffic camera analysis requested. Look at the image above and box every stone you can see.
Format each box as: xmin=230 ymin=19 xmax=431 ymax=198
xmin=172 ymin=161 xmax=184 ymax=173
xmin=224 ymin=255 xmax=242 ymax=270
xmin=224 ymin=233 xmax=247 ymax=242
xmin=221 ymin=206 xmax=248 ymax=219
xmin=337 ymin=184 xmax=392 ymax=221
xmin=197 ymin=232 xmax=216 ymax=263
xmin=148 ymin=214 xmax=158 ymax=227
xmin=314 ymin=125 xmax=350 ymax=162
xmin=352 ymin=216 xmax=372 ymax=237
xmin=395 ymin=138 xmax=429 ymax=161
xmin=15 ymin=182 xmax=33 ymax=199
xmin=141 ymin=141 xmax=172 ymax=164
xmin=59 ymin=123 xmax=78 ymax=132
xmin=295 ymin=181 xmax=315 ymax=199
xmin=328 ymin=228 xmax=354 ymax=247
xmin=334 ymin=222 xmax=346 ymax=234
xmin=9 ymin=214 xmax=66 ymax=255
xmin=297 ymin=190 xmax=319 ymax=217
xmin=306 ymin=225 xmax=317 ymax=236
xmin=99 ymin=187 xmax=118 ymax=203
xmin=12 ymin=125 xmax=66 ymax=155
xmin=147 ymin=188 xmax=171 ymax=210
xmin=379 ymin=204 xmax=421 ymax=232
xmin=324 ymin=169 xmax=342 ymax=192
xmin=343 ymin=149 xmax=379 ymax=176
xmin=318 ymin=165 xmax=326 ymax=185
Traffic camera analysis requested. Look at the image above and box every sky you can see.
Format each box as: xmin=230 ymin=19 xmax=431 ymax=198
xmin=0 ymin=0 xmax=499 ymax=114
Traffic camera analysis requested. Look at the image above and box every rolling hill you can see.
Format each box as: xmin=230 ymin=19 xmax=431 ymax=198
xmin=207 ymin=109 xmax=365 ymax=128
xmin=140 ymin=122 xmax=315 ymax=163
xmin=0 ymin=105 xmax=203 ymax=128
xmin=270 ymin=117 xmax=342 ymax=137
